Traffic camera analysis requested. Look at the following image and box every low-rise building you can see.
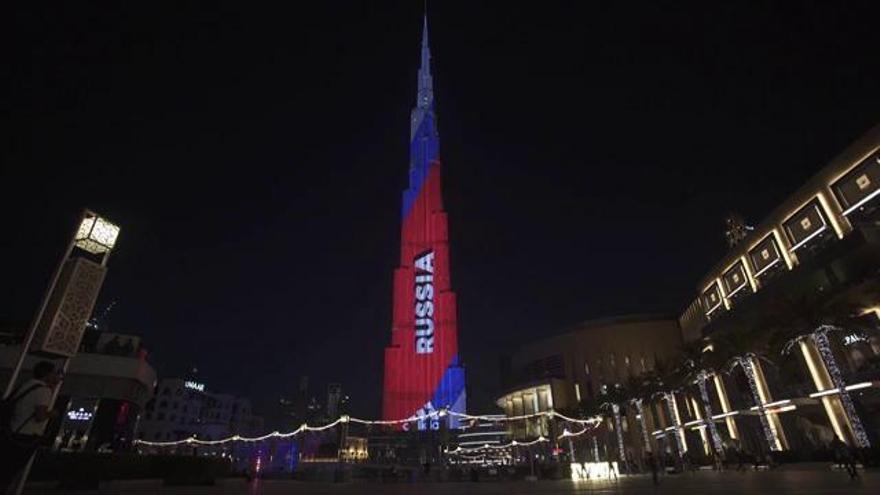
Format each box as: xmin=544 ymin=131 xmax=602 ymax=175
xmin=497 ymin=314 xmax=682 ymax=460
xmin=137 ymin=378 xmax=263 ymax=444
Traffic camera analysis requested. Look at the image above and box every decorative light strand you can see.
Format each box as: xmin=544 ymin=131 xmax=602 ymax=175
xmin=447 ymin=436 xmax=548 ymax=454
xmin=449 ymin=411 xmax=545 ymax=422
xmin=631 ymin=398 xmax=651 ymax=452
xmin=553 ymin=411 xmax=602 ymax=425
xmin=558 ymin=425 xmax=596 ymax=440
xmin=812 ymin=327 xmax=871 ymax=448
xmin=449 ymin=410 xmax=598 ymax=424
xmin=135 ymin=417 xmax=347 ymax=447
xmin=135 ymin=410 xmax=600 ymax=448
xmin=611 ymin=403 xmax=626 ymax=465
xmin=696 ymin=371 xmax=723 ymax=455
xmin=732 ymin=355 xmax=780 ymax=451
xmin=663 ymin=392 xmax=685 ymax=457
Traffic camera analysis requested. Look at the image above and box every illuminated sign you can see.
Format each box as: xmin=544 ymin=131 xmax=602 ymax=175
xmin=414 ymin=250 xmax=435 ymax=354
xmin=67 ymin=407 xmax=93 ymax=421
xmin=571 ymin=462 xmax=619 ymax=480
xmin=843 ymin=334 xmax=867 ymax=346
xmin=185 ymin=381 xmax=205 ymax=392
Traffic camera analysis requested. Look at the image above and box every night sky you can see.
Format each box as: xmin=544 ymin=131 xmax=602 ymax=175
xmin=3 ymin=2 xmax=879 ymax=423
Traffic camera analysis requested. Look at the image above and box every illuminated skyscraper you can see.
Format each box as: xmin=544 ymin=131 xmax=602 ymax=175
xmin=382 ymin=15 xmax=466 ymax=429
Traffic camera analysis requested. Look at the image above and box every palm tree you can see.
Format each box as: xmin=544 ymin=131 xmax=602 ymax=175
xmin=677 ymin=340 xmax=725 ymax=456
xmin=705 ymin=321 xmax=784 ymax=451
xmin=764 ymin=294 xmax=874 ymax=448
xmin=598 ymin=383 xmax=629 ymax=465
xmin=625 ymin=374 xmax=654 ymax=452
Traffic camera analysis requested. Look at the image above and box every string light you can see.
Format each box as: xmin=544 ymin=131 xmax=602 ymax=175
xmin=662 ymin=392 xmax=685 ymax=457
xmin=695 ymin=371 xmax=723 ymax=455
xmin=730 ymin=355 xmax=780 ymax=451
xmin=448 ymin=436 xmax=549 ymax=454
xmin=611 ymin=403 xmax=626 ymax=464
xmin=812 ymin=327 xmax=870 ymax=448
xmin=449 ymin=410 xmax=597 ymax=424
xmin=135 ymin=409 xmax=601 ymax=448
xmin=557 ymin=424 xmax=599 ymax=440
xmin=782 ymin=325 xmax=871 ymax=448
xmin=136 ymin=417 xmax=346 ymax=447
xmin=631 ymin=398 xmax=651 ymax=452
xmin=552 ymin=411 xmax=602 ymax=425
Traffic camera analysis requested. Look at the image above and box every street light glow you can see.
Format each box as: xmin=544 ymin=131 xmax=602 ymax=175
xmin=75 ymin=213 xmax=120 ymax=254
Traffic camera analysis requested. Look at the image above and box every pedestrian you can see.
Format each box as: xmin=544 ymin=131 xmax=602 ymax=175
xmin=830 ymin=436 xmax=858 ymax=479
xmin=607 ymin=458 xmax=617 ymax=479
xmin=0 ymin=361 xmax=63 ymax=492
xmin=682 ymin=451 xmax=693 ymax=474
xmin=646 ymin=451 xmax=659 ymax=485
xmin=735 ymin=443 xmax=747 ymax=472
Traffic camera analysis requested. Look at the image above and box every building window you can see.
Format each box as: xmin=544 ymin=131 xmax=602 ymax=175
xmin=641 ymin=356 xmax=647 ymax=372
xmin=584 ymin=362 xmax=590 ymax=375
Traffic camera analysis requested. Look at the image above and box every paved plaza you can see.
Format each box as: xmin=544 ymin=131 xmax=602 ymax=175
xmin=23 ymin=469 xmax=878 ymax=495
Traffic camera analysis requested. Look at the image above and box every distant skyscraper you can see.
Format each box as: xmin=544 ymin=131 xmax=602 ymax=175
xmin=326 ymin=383 xmax=342 ymax=419
xmin=382 ymin=15 xmax=466 ymax=429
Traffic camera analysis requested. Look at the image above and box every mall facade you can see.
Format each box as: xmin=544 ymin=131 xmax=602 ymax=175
xmin=496 ymin=124 xmax=880 ymax=465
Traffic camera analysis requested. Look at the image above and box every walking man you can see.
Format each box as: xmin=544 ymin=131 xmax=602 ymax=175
xmin=831 ymin=436 xmax=858 ymax=479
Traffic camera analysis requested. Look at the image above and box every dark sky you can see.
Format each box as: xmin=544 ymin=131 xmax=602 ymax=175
xmin=3 ymin=1 xmax=879 ymax=422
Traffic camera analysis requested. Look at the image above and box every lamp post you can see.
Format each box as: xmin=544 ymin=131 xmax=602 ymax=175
xmin=4 ymin=209 xmax=119 ymax=495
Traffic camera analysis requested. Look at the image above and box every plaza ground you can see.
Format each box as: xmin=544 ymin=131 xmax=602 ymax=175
xmin=23 ymin=468 xmax=878 ymax=494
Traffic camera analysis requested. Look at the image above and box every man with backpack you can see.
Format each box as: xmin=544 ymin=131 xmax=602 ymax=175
xmin=0 ymin=361 xmax=63 ymax=491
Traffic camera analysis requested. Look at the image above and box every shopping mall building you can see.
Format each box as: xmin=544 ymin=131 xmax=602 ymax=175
xmin=496 ymin=124 xmax=880 ymax=464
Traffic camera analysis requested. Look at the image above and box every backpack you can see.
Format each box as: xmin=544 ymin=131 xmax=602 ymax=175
xmin=0 ymin=383 xmax=45 ymax=435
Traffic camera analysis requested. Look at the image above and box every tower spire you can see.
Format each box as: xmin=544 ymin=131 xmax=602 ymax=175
xmin=411 ymin=12 xmax=435 ymax=140
xmin=416 ymin=12 xmax=433 ymax=112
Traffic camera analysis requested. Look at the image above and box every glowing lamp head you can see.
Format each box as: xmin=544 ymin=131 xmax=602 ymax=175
xmin=75 ymin=213 xmax=120 ymax=254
